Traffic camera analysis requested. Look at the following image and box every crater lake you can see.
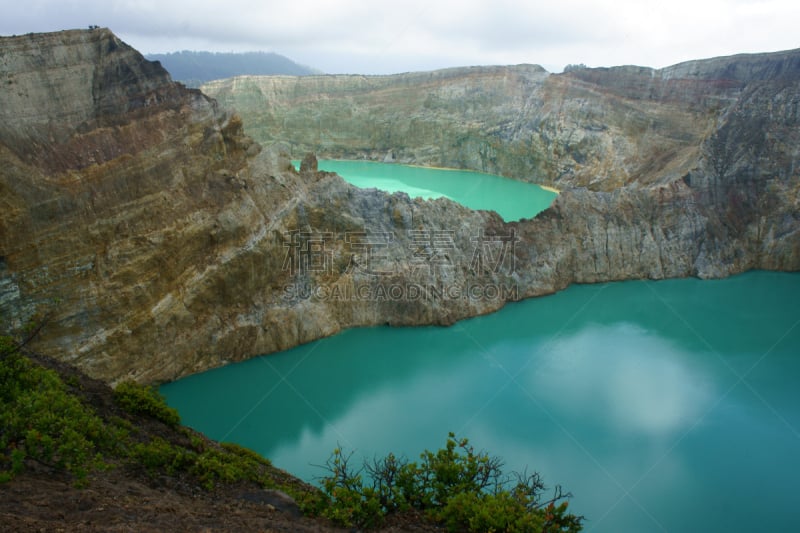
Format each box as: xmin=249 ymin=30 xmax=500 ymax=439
xmin=293 ymin=159 xmax=559 ymax=221
xmin=162 ymin=270 xmax=800 ymax=532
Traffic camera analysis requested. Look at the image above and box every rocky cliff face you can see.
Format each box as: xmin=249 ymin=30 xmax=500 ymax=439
xmin=204 ymin=51 xmax=800 ymax=192
xmin=1 ymin=30 xmax=798 ymax=383
xmin=0 ymin=29 xmax=263 ymax=380
xmin=203 ymin=64 xmax=715 ymax=191
xmin=204 ymin=51 xmax=799 ymax=274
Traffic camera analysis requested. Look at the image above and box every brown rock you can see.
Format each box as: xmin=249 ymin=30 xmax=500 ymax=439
xmin=299 ymin=152 xmax=318 ymax=173
xmin=0 ymin=30 xmax=798 ymax=385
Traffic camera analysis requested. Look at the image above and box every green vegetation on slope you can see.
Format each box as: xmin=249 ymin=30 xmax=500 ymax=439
xmin=0 ymin=334 xmax=582 ymax=531
xmin=0 ymin=336 xmax=117 ymax=485
xmin=317 ymin=433 xmax=583 ymax=531
xmin=0 ymin=334 xmax=320 ymax=509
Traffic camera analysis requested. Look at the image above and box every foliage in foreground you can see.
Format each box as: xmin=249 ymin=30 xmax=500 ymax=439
xmin=0 ymin=336 xmax=321 ymax=512
xmin=0 ymin=335 xmax=582 ymax=529
xmin=0 ymin=336 xmax=118 ymax=485
xmin=318 ymin=432 xmax=583 ymax=532
xmin=113 ymin=380 xmax=181 ymax=427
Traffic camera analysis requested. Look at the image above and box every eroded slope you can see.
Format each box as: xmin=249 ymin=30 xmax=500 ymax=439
xmin=1 ymin=30 xmax=797 ymax=384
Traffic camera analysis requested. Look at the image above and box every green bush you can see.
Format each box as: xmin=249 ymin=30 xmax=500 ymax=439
xmin=114 ymin=380 xmax=181 ymax=427
xmin=129 ymin=437 xmax=193 ymax=476
xmin=0 ymin=336 xmax=320 ymax=511
xmin=0 ymin=337 xmax=117 ymax=484
xmin=317 ymin=433 xmax=583 ymax=532
xmin=127 ymin=435 xmax=278 ymax=490
xmin=220 ymin=441 xmax=272 ymax=467
xmin=319 ymin=446 xmax=385 ymax=528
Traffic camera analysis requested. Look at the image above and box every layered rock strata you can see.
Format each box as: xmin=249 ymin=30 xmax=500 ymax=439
xmin=1 ymin=29 xmax=798 ymax=383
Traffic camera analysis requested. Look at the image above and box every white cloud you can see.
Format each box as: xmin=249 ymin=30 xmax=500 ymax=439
xmin=2 ymin=0 xmax=798 ymax=73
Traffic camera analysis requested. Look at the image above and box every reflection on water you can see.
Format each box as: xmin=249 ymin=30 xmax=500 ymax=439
xmin=162 ymin=272 xmax=800 ymax=532
xmin=533 ymin=323 xmax=714 ymax=435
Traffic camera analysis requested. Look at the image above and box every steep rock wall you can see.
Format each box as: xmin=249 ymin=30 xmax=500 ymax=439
xmin=203 ymin=64 xmax=720 ymax=190
xmin=1 ymin=30 xmax=798 ymax=384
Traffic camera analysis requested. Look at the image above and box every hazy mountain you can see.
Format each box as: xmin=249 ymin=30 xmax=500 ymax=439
xmin=146 ymin=50 xmax=318 ymax=86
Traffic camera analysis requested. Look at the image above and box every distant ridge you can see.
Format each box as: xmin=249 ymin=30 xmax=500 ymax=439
xmin=146 ymin=50 xmax=318 ymax=87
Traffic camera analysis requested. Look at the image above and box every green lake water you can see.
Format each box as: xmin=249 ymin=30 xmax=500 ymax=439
xmin=162 ymin=271 xmax=800 ymax=532
xmin=294 ymin=160 xmax=558 ymax=221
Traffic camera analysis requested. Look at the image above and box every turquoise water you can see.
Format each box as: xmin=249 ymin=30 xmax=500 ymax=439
xmin=295 ymin=160 xmax=558 ymax=221
xmin=162 ymin=271 xmax=800 ymax=532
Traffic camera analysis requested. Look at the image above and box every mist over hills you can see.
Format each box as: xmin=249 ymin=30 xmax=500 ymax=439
xmin=145 ymin=50 xmax=318 ymax=86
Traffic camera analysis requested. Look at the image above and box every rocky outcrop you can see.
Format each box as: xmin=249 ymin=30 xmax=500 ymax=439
xmin=204 ymin=51 xmax=800 ymax=192
xmin=203 ymin=64 xmax=714 ymax=191
xmin=204 ymin=50 xmax=799 ymax=275
xmin=1 ymin=30 xmax=798 ymax=384
xmin=0 ymin=29 xmax=263 ymax=380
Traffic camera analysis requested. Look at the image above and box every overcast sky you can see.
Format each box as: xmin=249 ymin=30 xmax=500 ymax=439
xmin=3 ymin=0 xmax=799 ymax=74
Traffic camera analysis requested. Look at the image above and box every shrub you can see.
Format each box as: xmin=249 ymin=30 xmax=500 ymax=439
xmin=0 ymin=337 xmax=116 ymax=484
xmin=0 ymin=336 xmax=319 ymax=510
xmin=220 ymin=441 xmax=272 ymax=467
xmin=317 ymin=432 xmax=583 ymax=531
xmin=114 ymin=380 xmax=180 ymax=427
xmin=319 ymin=447 xmax=385 ymax=528
xmin=126 ymin=435 xmax=279 ymax=490
xmin=129 ymin=437 xmax=193 ymax=475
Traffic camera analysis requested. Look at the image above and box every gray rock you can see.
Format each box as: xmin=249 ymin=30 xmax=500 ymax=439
xmin=0 ymin=30 xmax=798 ymax=384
